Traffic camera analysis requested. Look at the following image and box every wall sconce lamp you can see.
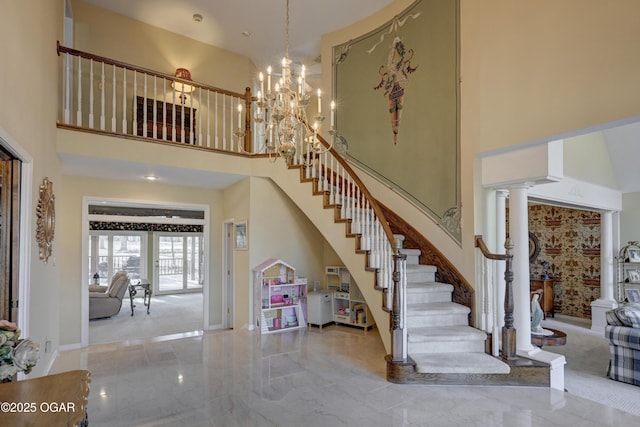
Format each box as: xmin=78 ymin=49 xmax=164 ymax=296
xmin=171 ymin=68 xmax=196 ymax=103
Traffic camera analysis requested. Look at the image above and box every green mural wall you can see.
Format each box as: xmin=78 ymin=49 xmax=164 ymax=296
xmin=334 ymin=0 xmax=460 ymax=240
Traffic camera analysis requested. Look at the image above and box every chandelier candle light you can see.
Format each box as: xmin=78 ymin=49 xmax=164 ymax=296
xmin=248 ymin=0 xmax=336 ymax=164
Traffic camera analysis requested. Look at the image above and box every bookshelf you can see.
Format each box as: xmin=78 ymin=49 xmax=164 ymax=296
xmin=325 ymin=266 xmax=374 ymax=333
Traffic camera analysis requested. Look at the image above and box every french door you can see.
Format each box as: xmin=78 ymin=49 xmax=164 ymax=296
xmin=88 ymin=231 xmax=146 ymax=285
xmin=153 ymin=232 xmax=203 ymax=294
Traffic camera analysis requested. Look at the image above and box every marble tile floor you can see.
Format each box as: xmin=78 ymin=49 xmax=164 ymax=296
xmin=51 ymin=325 xmax=640 ymax=427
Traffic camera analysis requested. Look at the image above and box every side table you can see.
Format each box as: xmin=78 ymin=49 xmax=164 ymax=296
xmin=129 ymin=279 xmax=152 ymax=315
xmin=531 ymin=327 xmax=567 ymax=348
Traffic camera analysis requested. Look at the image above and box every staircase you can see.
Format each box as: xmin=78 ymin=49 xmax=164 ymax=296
xmin=400 ymin=247 xmax=510 ymax=377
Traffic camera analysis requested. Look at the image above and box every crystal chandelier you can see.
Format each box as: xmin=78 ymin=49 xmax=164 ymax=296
xmin=251 ymin=0 xmax=330 ymax=164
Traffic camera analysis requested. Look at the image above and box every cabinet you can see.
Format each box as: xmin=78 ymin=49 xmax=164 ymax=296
xmin=616 ymin=241 xmax=640 ymax=302
xmin=307 ymin=291 xmax=333 ymax=330
xmin=253 ymin=258 xmax=307 ymax=334
xmin=135 ymin=96 xmax=196 ymax=144
xmin=530 ymin=278 xmax=554 ymax=318
xmin=326 ymin=266 xmax=374 ymax=332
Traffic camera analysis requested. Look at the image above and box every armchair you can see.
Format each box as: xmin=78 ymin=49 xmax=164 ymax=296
xmin=89 ymin=271 xmax=130 ymax=320
xmin=605 ymin=302 xmax=640 ymax=386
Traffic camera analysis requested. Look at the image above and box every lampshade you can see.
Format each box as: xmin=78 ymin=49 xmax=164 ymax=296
xmin=172 ymin=68 xmax=195 ymax=93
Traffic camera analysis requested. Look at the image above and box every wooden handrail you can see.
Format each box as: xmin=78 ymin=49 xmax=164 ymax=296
xmin=57 ymin=41 xmax=246 ymax=100
xmin=475 ymin=235 xmax=510 ymax=261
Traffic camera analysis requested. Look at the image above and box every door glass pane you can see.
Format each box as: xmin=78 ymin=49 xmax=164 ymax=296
xmin=158 ymin=236 xmax=184 ymax=293
xmin=186 ymin=236 xmax=203 ymax=290
xmin=88 ymin=233 xmax=142 ymax=285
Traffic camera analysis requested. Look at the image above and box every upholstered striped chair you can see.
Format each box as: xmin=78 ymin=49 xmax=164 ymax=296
xmin=605 ymin=303 xmax=640 ymax=386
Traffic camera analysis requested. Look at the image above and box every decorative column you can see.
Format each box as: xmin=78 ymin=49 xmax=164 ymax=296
xmin=494 ymin=189 xmax=508 ymax=356
xmin=508 ymin=184 xmax=537 ymax=355
xmin=591 ymin=210 xmax=617 ymax=333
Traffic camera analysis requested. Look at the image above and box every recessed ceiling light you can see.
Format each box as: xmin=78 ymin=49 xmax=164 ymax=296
xmin=242 ymin=31 xmax=251 ymax=37
xmin=193 ymin=13 xmax=203 ymax=23
xmin=144 ymin=175 xmax=158 ymax=181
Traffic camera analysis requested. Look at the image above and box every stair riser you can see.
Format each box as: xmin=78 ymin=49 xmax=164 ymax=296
xmin=406 ymin=313 xmax=469 ymax=327
xmin=406 ymin=292 xmax=452 ymax=304
xmin=405 ymin=255 xmax=420 ymax=265
xmin=408 ymin=340 xmax=486 ymax=354
xmin=407 ymin=271 xmax=436 ymax=283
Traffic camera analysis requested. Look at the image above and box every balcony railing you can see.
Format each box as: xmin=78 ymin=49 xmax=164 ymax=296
xmin=57 ymin=42 xmax=253 ymax=154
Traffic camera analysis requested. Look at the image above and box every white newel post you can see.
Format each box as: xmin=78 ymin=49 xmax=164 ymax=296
xmin=591 ymin=210 xmax=618 ymax=334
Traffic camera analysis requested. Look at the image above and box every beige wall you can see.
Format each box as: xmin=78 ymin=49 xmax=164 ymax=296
xmin=563 ymin=133 xmax=618 ymax=189
xmin=248 ymin=177 xmax=327 ymax=324
xmin=222 ymin=178 xmax=251 ymax=328
xmin=71 ymin=0 xmax=255 ymax=93
xmin=58 ymin=175 xmax=224 ymax=345
xmin=0 ymin=0 xmax=63 ymax=376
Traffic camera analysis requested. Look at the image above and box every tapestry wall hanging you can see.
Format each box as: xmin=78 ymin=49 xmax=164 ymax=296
xmin=334 ymin=0 xmax=460 ymax=241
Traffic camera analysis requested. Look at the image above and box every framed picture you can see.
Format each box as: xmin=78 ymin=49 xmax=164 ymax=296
xmin=628 ymin=248 xmax=640 ymax=262
xmin=628 ymin=270 xmax=640 ymax=283
xmin=626 ymin=288 xmax=640 ymax=303
xmin=234 ymin=220 xmax=248 ymax=250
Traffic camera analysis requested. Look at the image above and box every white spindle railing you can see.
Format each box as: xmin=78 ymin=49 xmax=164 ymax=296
xmin=300 ymin=130 xmax=408 ymax=361
xmin=57 ymin=42 xmax=251 ymax=154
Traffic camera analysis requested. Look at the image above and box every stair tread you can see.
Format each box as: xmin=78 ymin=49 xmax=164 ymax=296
xmin=406 ymin=302 xmax=470 ymax=314
xmin=412 ymin=352 xmax=510 ymax=374
xmin=408 ymin=325 xmax=487 ymax=342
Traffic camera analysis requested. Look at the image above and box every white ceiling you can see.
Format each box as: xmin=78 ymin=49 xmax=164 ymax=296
xmin=67 ymin=1 xmax=640 ymax=194
xmin=63 ymin=0 xmax=393 ymax=189
xmin=85 ymin=0 xmax=392 ymax=71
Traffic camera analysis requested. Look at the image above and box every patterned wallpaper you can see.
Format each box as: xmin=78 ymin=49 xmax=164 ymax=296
xmin=527 ymin=204 xmax=601 ymax=319
xmin=90 ymin=221 xmax=202 ymax=233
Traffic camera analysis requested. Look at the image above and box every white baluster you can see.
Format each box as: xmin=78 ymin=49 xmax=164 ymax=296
xmin=329 ymin=155 xmax=334 ymax=204
xmin=76 ymin=58 xmax=82 ymax=126
xmin=111 ymin=65 xmax=116 ymax=132
xmin=122 ymin=68 xmax=127 ymax=133
xmin=206 ymin=90 xmax=211 ymax=148
xmin=341 ymin=167 xmax=346 ymax=219
xmin=143 ymin=75 xmax=148 ymax=137
xmin=198 ymin=88 xmax=203 ymax=147
xmin=222 ymin=94 xmax=226 ymax=151
xmin=132 ymin=71 xmax=137 ymax=135
xmin=152 ymin=76 xmax=157 ymax=139
xmin=180 ymin=82 xmax=186 ymax=143
xmin=171 ymin=81 xmax=176 ymax=141
xmin=62 ymin=52 xmax=70 ymax=124
xmin=88 ymin=60 xmax=94 ymax=128
xmin=100 ymin=62 xmax=105 ymax=130
xmin=161 ymin=79 xmax=167 ymax=140
xmin=214 ymin=92 xmax=219 ymax=149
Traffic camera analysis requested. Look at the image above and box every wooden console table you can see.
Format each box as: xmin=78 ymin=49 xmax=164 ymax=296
xmin=0 ymin=369 xmax=90 ymax=426
xmin=135 ymin=96 xmax=196 ymax=144
xmin=530 ymin=278 xmax=554 ymax=318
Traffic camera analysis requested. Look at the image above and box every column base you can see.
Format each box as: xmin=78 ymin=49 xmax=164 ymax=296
xmin=590 ymin=299 xmax=618 ymax=334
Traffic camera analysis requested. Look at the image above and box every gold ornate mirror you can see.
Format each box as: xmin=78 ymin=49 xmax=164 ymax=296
xmin=36 ymin=177 xmax=55 ymax=263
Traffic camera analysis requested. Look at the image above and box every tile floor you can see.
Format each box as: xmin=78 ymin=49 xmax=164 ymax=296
xmin=52 ymin=325 xmax=640 ymax=427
